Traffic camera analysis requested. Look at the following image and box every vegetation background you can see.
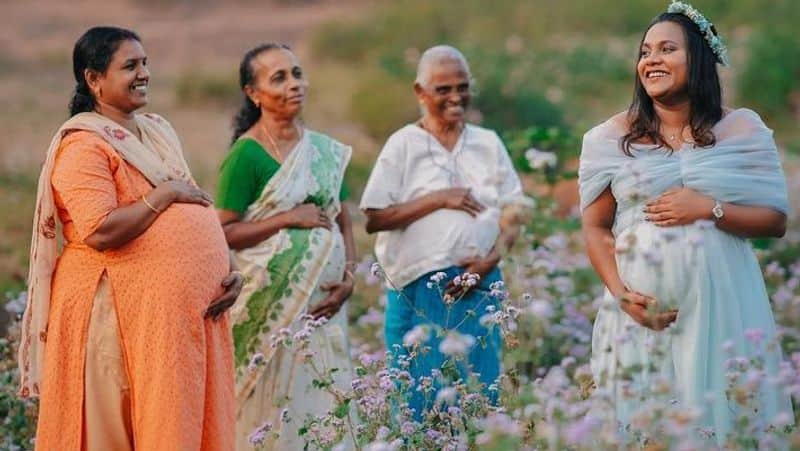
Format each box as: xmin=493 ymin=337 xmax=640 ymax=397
xmin=1 ymin=0 xmax=798 ymax=344
xmin=1 ymin=0 xmax=798 ymax=296
xmin=1 ymin=1 xmax=799 ymax=448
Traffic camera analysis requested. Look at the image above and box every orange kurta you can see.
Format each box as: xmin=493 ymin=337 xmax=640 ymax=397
xmin=35 ymin=131 xmax=234 ymax=450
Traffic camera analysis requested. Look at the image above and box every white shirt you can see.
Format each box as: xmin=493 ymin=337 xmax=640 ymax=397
xmin=360 ymin=123 xmax=531 ymax=288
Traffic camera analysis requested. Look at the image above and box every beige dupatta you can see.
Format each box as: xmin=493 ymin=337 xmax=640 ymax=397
xmin=18 ymin=111 xmax=192 ymax=397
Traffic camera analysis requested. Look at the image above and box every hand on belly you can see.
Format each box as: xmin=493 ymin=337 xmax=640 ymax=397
xmin=619 ymin=290 xmax=678 ymax=331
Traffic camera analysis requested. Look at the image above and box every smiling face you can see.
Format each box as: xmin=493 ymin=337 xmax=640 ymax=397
xmin=245 ymin=48 xmax=308 ymax=120
xmin=637 ymin=21 xmax=690 ymax=103
xmin=87 ymin=39 xmax=149 ymax=114
xmin=415 ymin=59 xmax=471 ymax=127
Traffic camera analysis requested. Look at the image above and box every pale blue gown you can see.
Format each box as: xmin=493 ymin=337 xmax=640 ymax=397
xmin=579 ymin=109 xmax=793 ymax=444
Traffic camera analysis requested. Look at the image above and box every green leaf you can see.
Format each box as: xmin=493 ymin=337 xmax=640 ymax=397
xmin=332 ymin=399 xmax=351 ymax=418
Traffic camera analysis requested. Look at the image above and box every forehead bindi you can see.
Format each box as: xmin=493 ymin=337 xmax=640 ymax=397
xmin=643 ymin=21 xmax=685 ymax=48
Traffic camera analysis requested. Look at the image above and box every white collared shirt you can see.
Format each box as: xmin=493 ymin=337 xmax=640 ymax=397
xmin=360 ymin=123 xmax=530 ymax=288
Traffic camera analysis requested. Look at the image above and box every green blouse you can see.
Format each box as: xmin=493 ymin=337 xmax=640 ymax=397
xmin=216 ymin=137 xmax=349 ymax=214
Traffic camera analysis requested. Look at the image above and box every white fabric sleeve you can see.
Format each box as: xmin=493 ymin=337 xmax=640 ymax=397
xmin=578 ymin=126 xmax=621 ymax=212
xmin=359 ymin=132 xmax=406 ymax=210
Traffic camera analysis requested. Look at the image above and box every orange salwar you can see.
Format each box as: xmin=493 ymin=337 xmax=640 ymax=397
xmin=35 ymin=131 xmax=234 ymax=450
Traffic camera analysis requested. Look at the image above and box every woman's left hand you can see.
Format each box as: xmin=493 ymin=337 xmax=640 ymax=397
xmin=205 ymin=271 xmax=244 ymax=321
xmin=309 ymin=278 xmax=354 ymax=320
xmin=644 ymin=187 xmax=714 ymax=227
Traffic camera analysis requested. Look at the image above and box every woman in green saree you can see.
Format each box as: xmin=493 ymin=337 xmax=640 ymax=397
xmin=216 ymin=43 xmax=356 ymax=450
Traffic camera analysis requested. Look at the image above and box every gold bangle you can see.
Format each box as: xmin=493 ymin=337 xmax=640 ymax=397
xmin=142 ymin=194 xmax=161 ymax=214
xmin=343 ymin=269 xmax=355 ymax=282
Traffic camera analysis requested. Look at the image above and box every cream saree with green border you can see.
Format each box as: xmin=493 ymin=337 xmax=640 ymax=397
xmin=230 ymin=130 xmax=354 ymax=450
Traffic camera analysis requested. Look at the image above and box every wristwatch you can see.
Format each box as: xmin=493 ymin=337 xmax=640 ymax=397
xmin=711 ymin=200 xmax=724 ymax=221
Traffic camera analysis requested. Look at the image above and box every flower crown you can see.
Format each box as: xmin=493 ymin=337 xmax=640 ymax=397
xmin=667 ymin=1 xmax=729 ymax=66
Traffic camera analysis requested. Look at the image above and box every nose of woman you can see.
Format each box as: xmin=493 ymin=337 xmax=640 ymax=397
xmin=643 ymin=50 xmax=665 ymax=66
xmin=447 ymin=90 xmax=465 ymax=106
xmin=136 ymin=64 xmax=150 ymax=80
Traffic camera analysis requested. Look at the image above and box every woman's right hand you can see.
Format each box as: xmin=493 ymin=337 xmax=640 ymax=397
xmin=287 ymin=203 xmax=332 ymax=229
xmin=433 ymin=188 xmax=486 ymax=217
xmin=619 ymin=290 xmax=678 ymax=331
xmin=162 ymin=180 xmax=213 ymax=207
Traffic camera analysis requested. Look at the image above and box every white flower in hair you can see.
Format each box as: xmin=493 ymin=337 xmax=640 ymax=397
xmin=667 ymin=1 xmax=730 ymax=66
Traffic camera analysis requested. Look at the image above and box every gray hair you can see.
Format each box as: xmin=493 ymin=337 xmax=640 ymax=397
xmin=414 ymin=45 xmax=472 ymax=88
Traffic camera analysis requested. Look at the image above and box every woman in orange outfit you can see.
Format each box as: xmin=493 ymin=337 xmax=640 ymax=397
xmin=18 ymin=26 xmax=242 ymax=450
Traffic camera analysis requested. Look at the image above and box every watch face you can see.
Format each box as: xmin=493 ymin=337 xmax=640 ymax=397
xmin=712 ymin=204 xmax=724 ymax=218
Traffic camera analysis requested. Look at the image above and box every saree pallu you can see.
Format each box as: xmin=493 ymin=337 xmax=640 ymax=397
xmin=230 ymin=130 xmax=353 ymax=450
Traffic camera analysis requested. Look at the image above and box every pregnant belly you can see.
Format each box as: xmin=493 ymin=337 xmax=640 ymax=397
xmin=616 ymin=222 xmax=703 ymax=310
xmin=404 ymin=208 xmax=500 ymax=256
xmin=107 ymin=203 xmax=230 ymax=304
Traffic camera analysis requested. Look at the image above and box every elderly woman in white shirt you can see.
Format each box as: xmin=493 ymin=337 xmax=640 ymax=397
xmin=360 ymin=45 xmax=530 ymax=418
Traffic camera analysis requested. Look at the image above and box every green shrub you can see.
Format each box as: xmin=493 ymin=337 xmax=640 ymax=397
xmin=0 ymin=330 xmax=37 ymax=450
xmin=348 ymin=68 xmax=418 ymax=140
xmin=503 ymin=126 xmax=580 ymax=185
xmin=737 ymin=29 xmax=800 ymax=119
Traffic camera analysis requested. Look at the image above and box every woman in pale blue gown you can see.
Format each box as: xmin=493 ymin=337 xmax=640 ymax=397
xmin=579 ymin=4 xmax=793 ymax=445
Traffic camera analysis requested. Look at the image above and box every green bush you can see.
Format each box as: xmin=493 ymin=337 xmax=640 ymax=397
xmin=0 ymin=331 xmax=37 ymax=450
xmin=467 ymin=48 xmax=566 ymax=132
xmin=0 ymin=173 xmax=37 ymax=294
xmin=348 ymin=68 xmax=419 ymax=140
xmin=504 ymin=127 xmax=579 ymax=173
xmin=737 ymin=29 xmax=800 ymax=119
xmin=312 ymin=1 xmax=643 ymax=143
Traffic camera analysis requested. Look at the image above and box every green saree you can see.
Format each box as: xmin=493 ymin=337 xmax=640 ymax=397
xmin=225 ymin=130 xmax=353 ymax=450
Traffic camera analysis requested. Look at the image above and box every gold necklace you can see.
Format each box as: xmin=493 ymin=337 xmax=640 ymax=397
xmin=260 ymin=122 xmax=302 ymax=162
xmin=661 ymin=124 xmax=687 ymax=144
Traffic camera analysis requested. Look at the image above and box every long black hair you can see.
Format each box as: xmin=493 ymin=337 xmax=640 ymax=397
xmin=69 ymin=26 xmax=141 ymax=117
xmin=622 ymin=12 xmax=723 ymax=154
xmin=231 ymin=43 xmax=292 ymax=144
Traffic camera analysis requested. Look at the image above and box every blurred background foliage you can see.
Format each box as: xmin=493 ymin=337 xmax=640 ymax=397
xmin=0 ymin=0 xmax=798 ymax=296
xmin=1 ymin=1 xmax=799 ymax=447
xmin=311 ymin=0 xmax=800 ymax=152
